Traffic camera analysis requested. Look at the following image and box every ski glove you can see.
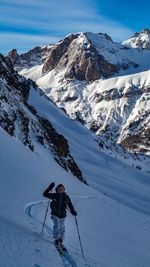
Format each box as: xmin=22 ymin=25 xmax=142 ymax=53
xmin=48 ymin=182 xmax=55 ymax=190
xmin=71 ymin=210 xmax=77 ymax=216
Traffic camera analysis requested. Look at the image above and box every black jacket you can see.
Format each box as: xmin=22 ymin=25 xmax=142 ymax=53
xmin=43 ymin=186 xmax=76 ymax=218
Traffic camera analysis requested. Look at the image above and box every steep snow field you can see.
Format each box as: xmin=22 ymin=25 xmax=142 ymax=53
xmin=1 ymin=90 xmax=150 ymax=266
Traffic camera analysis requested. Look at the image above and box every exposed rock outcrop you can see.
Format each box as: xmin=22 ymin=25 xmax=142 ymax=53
xmin=8 ymin=49 xmax=19 ymax=64
xmin=42 ymin=33 xmax=120 ymax=81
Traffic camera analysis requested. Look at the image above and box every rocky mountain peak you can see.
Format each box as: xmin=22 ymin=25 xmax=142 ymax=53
xmin=8 ymin=49 xmax=19 ymax=64
xmin=141 ymin=28 xmax=150 ymax=34
xmin=123 ymin=28 xmax=150 ymax=49
xmin=98 ymin=32 xmax=113 ymax=42
xmin=8 ymin=46 xmax=50 ymax=72
xmin=11 ymin=31 xmax=138 ymax=82
xmin=22 ymin=32 xmax=119 ymax=81
xmin=133 ymin=28 xmax=150 ymax=38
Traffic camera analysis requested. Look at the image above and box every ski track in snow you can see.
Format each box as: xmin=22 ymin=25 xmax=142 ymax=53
xmin=0 ymin=215 xmax=61 ymax=267
xmin=25 ymin=200 xmax=93 ymax=267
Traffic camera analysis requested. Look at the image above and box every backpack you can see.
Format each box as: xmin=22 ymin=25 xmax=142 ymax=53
xmin=50 ymin=199 xmax=57 ymax=211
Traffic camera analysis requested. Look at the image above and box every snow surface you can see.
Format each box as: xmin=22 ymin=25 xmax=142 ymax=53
xmin=1 ymin=82 xmax=150 ymax=266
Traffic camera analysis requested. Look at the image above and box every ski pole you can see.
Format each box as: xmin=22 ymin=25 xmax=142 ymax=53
xmin=74 ymin=216 xmax=85 ymax=259
xmin=41 ymin=198 xmax=50 ymax=233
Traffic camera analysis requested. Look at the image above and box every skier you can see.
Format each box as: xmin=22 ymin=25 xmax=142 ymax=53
xmin=43 ymin=182 xmax=77 ymax=249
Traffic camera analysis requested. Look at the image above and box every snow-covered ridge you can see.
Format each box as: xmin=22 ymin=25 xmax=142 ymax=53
xmin=9 ymin=29 xmax=150 ymax=81
xmin=0 ymin=54 xmax=85 ymax=182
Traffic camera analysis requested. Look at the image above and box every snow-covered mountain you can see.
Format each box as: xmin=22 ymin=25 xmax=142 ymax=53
xmin=9 ymin=29 xmax=150 ymax=80
xmin=123 ymin=28 xmax=150 ymax=49
xmin=8 ymin=29 xmax=150 ymax=159
xmin=9 ymin=32 xmax=139 ymax=81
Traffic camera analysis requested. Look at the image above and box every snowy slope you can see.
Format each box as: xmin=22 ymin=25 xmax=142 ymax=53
xmin=0 ymin=127 xmax=64 ymax=267
xmin=28 ymin=86 xmax=150 ymax=215
xmin=1 ymin=113 xmax=150 ymax=267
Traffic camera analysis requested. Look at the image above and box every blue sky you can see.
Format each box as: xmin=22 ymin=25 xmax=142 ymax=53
xmin=0 ymin=0 xmax=149 ymax=54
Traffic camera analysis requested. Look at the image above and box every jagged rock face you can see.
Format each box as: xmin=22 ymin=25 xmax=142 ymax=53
xmin=42 ymin=33 xmax=117 ymax=81
xmin=0 ymin=54 xmax=85 ymax=183
xmin=121 ymin=126 xmax=150 ymax=154
xmin=42 ymin=34 xmax=78 ymax=75
xmin=119 ymin=96 xmax=150 ymax=153
xmin=8 ymin=46 xmax=50 ymax=71
xmin=93 ymin=83 xmax=150 ymax=154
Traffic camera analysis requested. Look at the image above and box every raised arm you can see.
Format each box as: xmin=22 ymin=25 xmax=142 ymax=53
xmin=43 ymin=182 xmax=55 ymax=199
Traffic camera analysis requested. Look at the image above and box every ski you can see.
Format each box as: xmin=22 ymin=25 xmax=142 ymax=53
xmin=61 ymin=251 xmax=78 ymax=267
xmin=54 ymin=243 xmax=63 ymax=255
xmin=60 ymin=244 xmax=68 ymax=252
xmin=54 ymin=243 xmax=77 ymax=266
xmin=56 ymin=247 xmax=64 ymax=256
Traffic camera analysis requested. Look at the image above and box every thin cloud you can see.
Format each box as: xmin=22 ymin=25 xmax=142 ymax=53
xmin=0 ymin=0 xmax=134 ymax=54
xmin=69 ymin=20 xmax=133 ymax=41
xmin=0 ymin=33 xmax=61 ymax=54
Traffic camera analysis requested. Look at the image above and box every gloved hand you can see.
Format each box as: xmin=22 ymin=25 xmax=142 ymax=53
xmin=71 ymin=210 xmax=77 ymax=216
xmin=48 ymin=182 xmax=55 ymax=190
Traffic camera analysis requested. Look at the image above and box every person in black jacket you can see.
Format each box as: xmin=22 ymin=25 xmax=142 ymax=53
xmin=43 ymin=182 xmax=77 ymax=248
